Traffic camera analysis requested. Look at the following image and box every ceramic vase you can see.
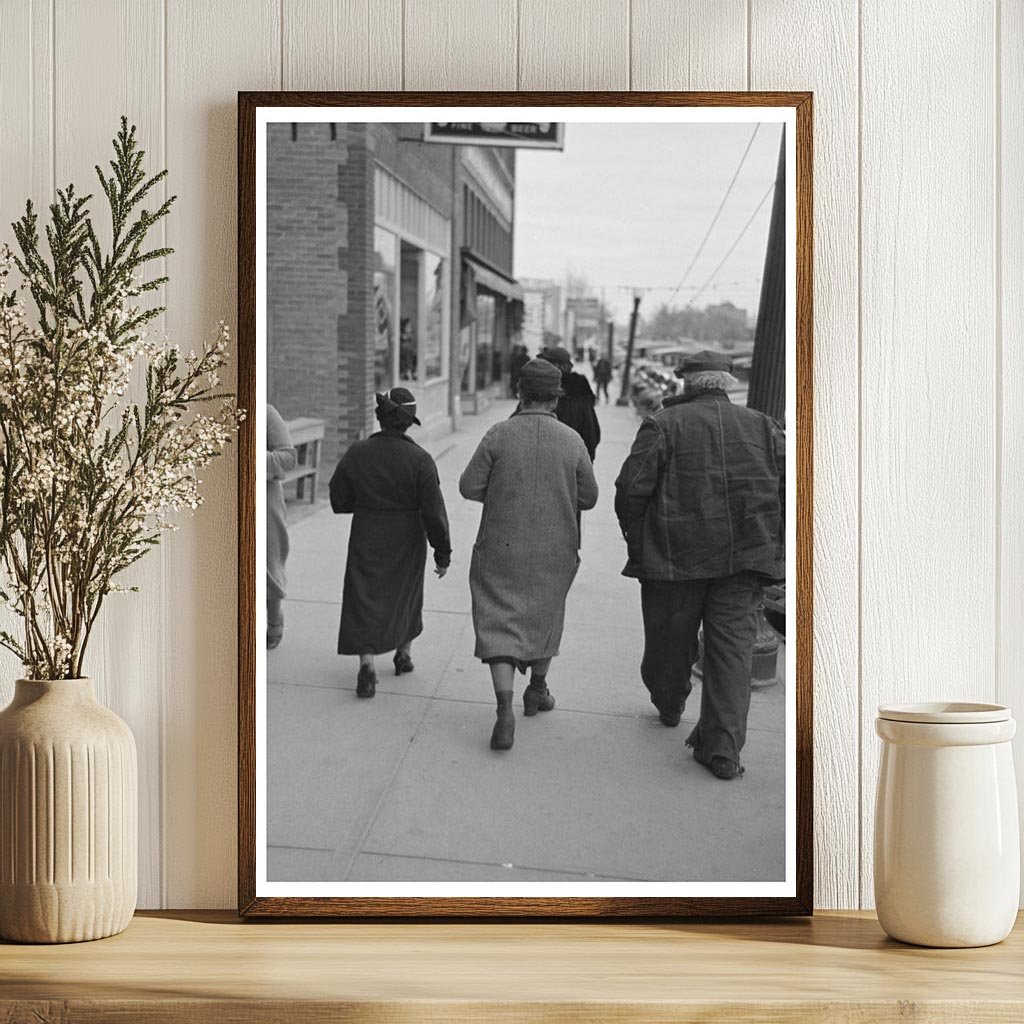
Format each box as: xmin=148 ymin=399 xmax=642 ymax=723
xmin=874 ymin=702 xmax=1019 ymax=948
xmin=0 ymin=678 xmax=137 ymax=943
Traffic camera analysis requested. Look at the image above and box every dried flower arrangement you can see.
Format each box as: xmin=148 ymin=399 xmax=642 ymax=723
xmin=0 ymin=118 xmax=241 ymax=679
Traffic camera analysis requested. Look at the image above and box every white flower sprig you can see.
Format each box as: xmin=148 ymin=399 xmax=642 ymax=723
xmin=0 ymin=119 xmax=242 ymax=680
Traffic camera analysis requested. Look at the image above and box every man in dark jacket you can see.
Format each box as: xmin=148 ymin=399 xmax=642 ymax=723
xmin=614 ymin=350 xmax=785 ymax=780
xmin=539 ymin=345 xmax=601 ymax=460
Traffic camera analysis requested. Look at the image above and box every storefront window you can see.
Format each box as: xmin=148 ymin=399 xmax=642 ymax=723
xmin=423 ymin=253 xmax=445 ymax=379
xmin=475 ymin=294 xmax=496 ymax=392
xmin=373 ymin=228 xmax=397 ymax=392
xmin=399 ymin=243 xmax=419 ymax=382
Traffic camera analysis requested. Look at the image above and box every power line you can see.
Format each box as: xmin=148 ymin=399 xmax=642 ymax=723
xmin=664 ymin=124 xmax=761 ymax=307
xmin=685 ymin=181 xmax=775 ymax=310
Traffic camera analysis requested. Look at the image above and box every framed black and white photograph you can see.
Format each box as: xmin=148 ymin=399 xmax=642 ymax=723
xmin=237 ymin=92 xmax=812 ymax=917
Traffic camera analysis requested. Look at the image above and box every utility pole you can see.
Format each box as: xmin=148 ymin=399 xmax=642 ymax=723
xmin=747 ymin=127 xmax=786 ymax=422
xmin=616 ymin=289 xmax=643 ymax=406
xmin=606 ymin=320 xmax=614 ymax=361
xmin=745 ymin=127 xmax=787 ymax=691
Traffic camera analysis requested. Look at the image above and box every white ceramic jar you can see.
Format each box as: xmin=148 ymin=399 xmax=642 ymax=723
xmin=874 ymin=702 xmax=1019 ymax=947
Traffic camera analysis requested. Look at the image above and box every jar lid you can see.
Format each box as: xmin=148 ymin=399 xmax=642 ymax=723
xmin=877 ymin=701 xmax=1011 ymax=724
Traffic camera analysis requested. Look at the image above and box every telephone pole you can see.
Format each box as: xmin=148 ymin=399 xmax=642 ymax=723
xmin=616 ymin=288 xmax=643 ymax=406
xmin=747 ymin=128 xmax=786 ymax=422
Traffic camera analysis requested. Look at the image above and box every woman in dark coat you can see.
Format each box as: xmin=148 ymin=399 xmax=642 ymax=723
xmin=329 ymin=388 xmax=452 ymax=699
xmin=459 ymin=358 xmax=599 ymax=751
xmin=539 ymin=345 xmax=601 ymax=460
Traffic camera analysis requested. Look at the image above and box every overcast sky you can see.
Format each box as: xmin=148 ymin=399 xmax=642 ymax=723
xmin=512 ymin=121 xmax=784 ymax=322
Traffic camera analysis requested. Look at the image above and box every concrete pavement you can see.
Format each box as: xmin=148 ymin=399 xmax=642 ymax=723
xmin=267 ymin=391 xmax=786 ymax=883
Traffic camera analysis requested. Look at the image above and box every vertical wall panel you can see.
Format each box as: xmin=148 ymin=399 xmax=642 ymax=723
xmin=1000 ymin=0 xmax=1024 ymax=900
xmin=0 ymin=3 xmax=52 ymax=701
xmin=519 ymin=0 xmax=629 ymax=89
xmin=631 ymin=1 xmax=746 ymax=90
xmin=284 ymin=0 xmax=401 ymax=90
xmin=860 ymin=0 xmax=998 ymax=908
xmin=0 ymin=0 xmax=52 ymax=233
xmin=164 ymin=0 xmax=280 ymax=908
xmin=404 ymin=0 xmax=516 ymax=89
xmin=51 ymin=0 xmax=166 ymax=910
xmin=750 ymin=1 xmax=860 ymax=910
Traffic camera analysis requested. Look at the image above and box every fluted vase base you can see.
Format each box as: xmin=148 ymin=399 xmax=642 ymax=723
xmin=0 ymin=678 xmax=138 ymax=944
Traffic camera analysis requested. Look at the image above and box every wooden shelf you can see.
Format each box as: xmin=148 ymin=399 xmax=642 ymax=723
xmin=2 ymin=910 xmax=1023 ymax=1022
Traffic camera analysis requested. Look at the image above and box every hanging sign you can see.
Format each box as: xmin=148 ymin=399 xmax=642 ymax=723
xmin=423 ymin=122 xmax=564 ymax=150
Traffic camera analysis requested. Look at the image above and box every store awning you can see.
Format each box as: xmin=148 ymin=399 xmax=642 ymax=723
xmin=462 ymin=252 xmax=524 ymax=302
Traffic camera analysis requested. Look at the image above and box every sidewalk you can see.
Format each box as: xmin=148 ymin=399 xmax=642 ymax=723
xmin=267 ymin=394 xmax=786 ymax=884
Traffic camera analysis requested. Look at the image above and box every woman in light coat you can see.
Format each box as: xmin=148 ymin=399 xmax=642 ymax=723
xmin=459 ymin=358 xmax=599 ymax=751
xmin=267 ymin=404 xmax=297 ymax=649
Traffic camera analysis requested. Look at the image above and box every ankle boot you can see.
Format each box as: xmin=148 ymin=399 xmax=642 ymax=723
xmin=523 ymin=676 xmax=555 ymax=716
xmin=356 ymin=663 xmax=377 ymax=699
xmin=490 ymin=692 xmax=515 ymax=750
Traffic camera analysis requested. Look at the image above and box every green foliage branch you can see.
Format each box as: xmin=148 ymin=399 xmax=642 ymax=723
xmin=0 ymin=118 xmax=241 ymax=679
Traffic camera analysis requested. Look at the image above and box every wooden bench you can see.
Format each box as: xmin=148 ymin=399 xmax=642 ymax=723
xmin=282 ymin=417 xmax=324 ymax=503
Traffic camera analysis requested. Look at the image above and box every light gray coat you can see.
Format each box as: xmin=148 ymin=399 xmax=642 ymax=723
xmin=266 ymin=404 xmax=296 ymax=602
xmin=459 ymin=410 xmax=599 ymax=662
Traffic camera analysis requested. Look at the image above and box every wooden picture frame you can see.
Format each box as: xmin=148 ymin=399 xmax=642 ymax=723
xmin=238 ymin=91 xmax=813 ymax=917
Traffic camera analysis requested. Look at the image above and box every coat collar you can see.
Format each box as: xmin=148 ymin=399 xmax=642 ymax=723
xmin=512 ymin=408 xmax=557 ymax=418
xmin=662 ymin=389 xmax=732 ymax=409
xmin=372 ymin=428 xmax=417 ymax=444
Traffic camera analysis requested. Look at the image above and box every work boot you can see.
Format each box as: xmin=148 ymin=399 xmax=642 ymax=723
xmin=656 ymin=706 xmax=681 ymax=728
xmin=490 ymin=691 xmax=515 ymax=750
xmin=691 ymin=746 xmax=744 ymax=780
xmin=356 ymin=663 xmax=377 ymax=699
xmin=523 ymin=676 xmax=555 ymax=716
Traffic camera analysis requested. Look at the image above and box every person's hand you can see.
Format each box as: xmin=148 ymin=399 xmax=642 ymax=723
xmin=434 ymin=564 xmax=448 ymax=578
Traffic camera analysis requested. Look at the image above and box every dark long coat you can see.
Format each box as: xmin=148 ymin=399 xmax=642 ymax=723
xmin=459 ymin=410 xmax=598 ymax=662
xmin=329 ymin=430 xmax=452 ymax=655
xmin=556 ymin=371 xmax=601 ymax=460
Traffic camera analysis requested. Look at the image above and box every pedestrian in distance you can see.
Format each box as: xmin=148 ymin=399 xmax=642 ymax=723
xmin=593 ymin=354 xmax=613 ymax=403
xmin=266 ymin=404 xmax=297 ymax=650
xmin=509 ymin=342 xmax=530 ymax=398
xmin=614 ymin=350 xmax=785 ymax=781
xmin=459 ymin=358 xmax=599 ymax=751
xmin=329 ymin=387 xmax=452 ymax=699
xmin=538 ymin=345 xmax=601 ymax=461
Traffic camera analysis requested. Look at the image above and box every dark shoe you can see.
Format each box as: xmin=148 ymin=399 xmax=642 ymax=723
xmin=490 ymin=708 xmax=515 ymax=750
xmin=523 ymin=678 xmax=555 ymax=716
xmin=652 ymin=692 xmax=683 ymax=727
xmin=692 ymin=747 xmax=744 ymax=780
xmin=267 ymin=621 xmax=284 ymax=650
xmin=393 ymin=650 xmax=414 ymax=675
xmin=490 ymin=691 xmax=515 ymax=750
xmin=356 ymin=664 xmax=377 ymax=699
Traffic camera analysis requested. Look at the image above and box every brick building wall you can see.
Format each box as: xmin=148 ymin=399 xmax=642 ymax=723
xmin=266 ymin=121 xmax=375 ymax=474
xmin=266 ymin=122 xmax=517 ymax=464
xmin=335 ymin=126 xmax=375 ymax=458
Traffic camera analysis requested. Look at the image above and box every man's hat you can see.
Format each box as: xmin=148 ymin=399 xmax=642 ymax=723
xmin=539 ymin=345 xmax=573 ymax=367
xmin=674 ymin=349 xmax=734 ymax=377
xmin=517 ymin=357 xmax=563 ymax=397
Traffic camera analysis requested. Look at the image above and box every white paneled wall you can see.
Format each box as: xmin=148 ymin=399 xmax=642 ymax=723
xmin=0 ymin=0 xmax=1018 ymax=910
